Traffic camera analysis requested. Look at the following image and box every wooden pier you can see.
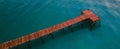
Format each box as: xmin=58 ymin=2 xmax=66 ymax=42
xmin=0 ymin=9 xmax=100 ymax=49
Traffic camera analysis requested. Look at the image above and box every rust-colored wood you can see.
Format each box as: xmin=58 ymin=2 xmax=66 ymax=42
xmin=0 ymin=10 xmax=100 ymax=49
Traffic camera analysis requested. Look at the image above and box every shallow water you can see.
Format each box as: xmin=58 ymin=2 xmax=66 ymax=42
xmin=0 ymin=0 xmax=120 ymax=49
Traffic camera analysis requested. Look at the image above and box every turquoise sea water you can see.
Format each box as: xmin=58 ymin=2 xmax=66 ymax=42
xmin=0 ymin=0 xmax=120 ymax=49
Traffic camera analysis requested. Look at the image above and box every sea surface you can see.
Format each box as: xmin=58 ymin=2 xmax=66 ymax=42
xmin=0 ymin=0 xmax=120 ymax=49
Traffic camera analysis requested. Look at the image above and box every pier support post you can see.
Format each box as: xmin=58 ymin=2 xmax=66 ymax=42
xmin=61 ymin=28 xmax=65 ymax=33
xmin=26 ymin=41 xmax=32 ymax=49
xmin=11 ymin=46 xmax=18 ymax=49
xmin=49 ymin=34 xmax=55 ymax=39
xmin=40 ymin=38 xmax=45 ymax=43
xmin=89 ymin=21 xmax=96 ymax=31
xmin=89 ymin=20 xmax=100 ymax=31
xmin=68 ymin=25 xmax=73 ymax=32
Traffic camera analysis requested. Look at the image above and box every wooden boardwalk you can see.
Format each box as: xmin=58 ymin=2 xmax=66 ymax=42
xmin=0 ymin=10 xmax=100 ymax=49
